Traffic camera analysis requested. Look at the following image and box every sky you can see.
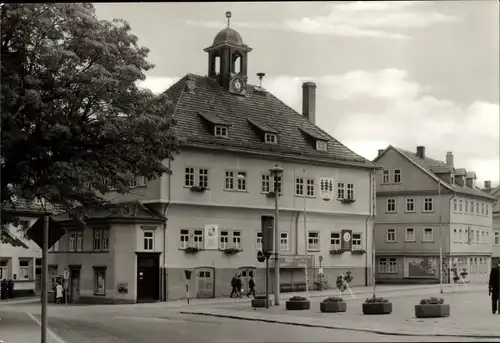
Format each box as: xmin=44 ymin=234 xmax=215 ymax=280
xmin=95 ymin=1 xmax=499 ymax=187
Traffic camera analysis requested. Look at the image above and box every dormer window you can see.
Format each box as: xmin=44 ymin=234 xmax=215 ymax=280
xmin=265 ymin=133 xmax=277 ymax=144
xmin=451 ymin=175 xmax=455 ymax=185
xmin=214 ymin=125 xmax=228 ymax=138
xmin=316 ymin=140 xmax=328 ymax=151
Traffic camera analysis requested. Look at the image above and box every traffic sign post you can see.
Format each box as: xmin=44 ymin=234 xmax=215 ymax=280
xmin=63 ymin=269 xmax=69 ymax=307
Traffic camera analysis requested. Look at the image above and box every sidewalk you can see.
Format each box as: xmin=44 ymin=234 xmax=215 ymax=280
xmin=181 ymin=285 xmax=499 ymax=339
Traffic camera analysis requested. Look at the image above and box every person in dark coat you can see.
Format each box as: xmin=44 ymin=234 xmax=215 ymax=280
xmin=489 ymin=262 xmax=500 ymax=314
xmin=230 ymin=273 xmax=239 ymax=298
xmin=247 ymin=275 xmax=256 ymax=298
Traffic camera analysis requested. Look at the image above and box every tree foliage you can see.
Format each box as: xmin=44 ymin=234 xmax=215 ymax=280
xmin=1 ymin=4 xmax=178 ymax=242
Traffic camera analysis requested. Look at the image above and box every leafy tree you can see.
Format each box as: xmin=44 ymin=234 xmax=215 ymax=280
xmin=1 ymin=4 xmax=178 ymax=245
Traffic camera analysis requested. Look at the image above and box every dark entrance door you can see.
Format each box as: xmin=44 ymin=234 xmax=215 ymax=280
xmin=136 ymin=253 xmax=160 ymax=303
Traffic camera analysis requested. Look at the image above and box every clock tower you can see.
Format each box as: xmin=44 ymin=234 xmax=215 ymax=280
xmin=204 ymin=12 xmax=252 ymax=96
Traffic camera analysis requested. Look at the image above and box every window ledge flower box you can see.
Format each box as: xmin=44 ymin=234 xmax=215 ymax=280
xmin=184 ymin=247 xmax=200 ymax=254
xmin=223 ymin=248 xmax=241 ymax=255
xmin=329 ymin=249 xmax=344 ymax=255
xmin=266 ymin=191 xmax=276 ymax=198
xmin=340 ymin=198 xmax=356 ymax=204
xmin=190 ymin=186 xmax=206 ymax=192
xmin=351 ymin=249 xmax=366 ymax=255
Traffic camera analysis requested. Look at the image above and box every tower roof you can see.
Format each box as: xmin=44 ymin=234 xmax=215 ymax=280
xmin=213 ymin=27 xmax=244 ymax=46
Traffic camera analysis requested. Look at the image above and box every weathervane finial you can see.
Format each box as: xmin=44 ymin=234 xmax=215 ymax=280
xmin=225 ymin=11 xmax=232 ymax=28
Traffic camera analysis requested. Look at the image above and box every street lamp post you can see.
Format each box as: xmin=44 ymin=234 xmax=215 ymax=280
xmin=270 ymin=165 xmax=283 ymax=306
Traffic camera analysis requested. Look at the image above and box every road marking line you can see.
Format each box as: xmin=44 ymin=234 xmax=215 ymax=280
xmin=26 ymin=312 xmax=67 ymax=343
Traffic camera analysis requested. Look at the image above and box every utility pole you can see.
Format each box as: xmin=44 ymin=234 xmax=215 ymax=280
xmin=41 ymin=215 xmax=49 ymax=343
xmin=303 ymin=169 xmax=309 ymax=293
xmin=270 ymin=166 xmax=283 ymax=306
xmin=438 ymin=180 xmax=443 ymax=294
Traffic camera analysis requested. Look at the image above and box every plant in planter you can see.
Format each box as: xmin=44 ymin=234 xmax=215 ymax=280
xmin=266 ymin=191 xmax=276 ymax=198
xmin=184 ymin=247 xmax=200 ymax=254
xmin=351 ymin=249 xmax=366 ymax=255
xmin=190 ymin=185 xmax=206 ymax=192
xmin=329 ymin=249 xmax=344 ymax=255
xmin=223 ymin=248 xmax=241 ymax=255
xmin=251 ymin=295 xmax=272 ymax=308
xmin=285 ymin=296 xmax=310 ymax=311
xmin=320 ymin=296 xmax=347 ymax=313
xmin=340 ymin=198 xmax=355 ymax=204
xmin=362 ymin=296 xmax=392 ymax=315
xmin=415 ymin=297 xmax=450 ymax=318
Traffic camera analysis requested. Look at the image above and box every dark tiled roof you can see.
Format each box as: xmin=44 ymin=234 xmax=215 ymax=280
xmin=55 ymin=202 xmax=164 ymax=223
xmin=391 ymin=146 xmax=494 ymax=200
xmin=165 ymin=74 xmax=379 ymax=169
xmin=198 ymin=111 xmax=231 ymax=126
xmin=247 ymin=118 xmax=279 ymax=134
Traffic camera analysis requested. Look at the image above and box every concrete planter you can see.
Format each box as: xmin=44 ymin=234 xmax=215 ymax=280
xmin=320 ymin=301 xmax=347 ymax=313
xmin=286 ymin=298 xmax=310 ymax=311
xmin=251 ymin=297 xmax=272 ymax=308
xmin=362 ymin=302 xmax=392 ymax=315
xmin=415 ymin=304 xmax=450 ymax=318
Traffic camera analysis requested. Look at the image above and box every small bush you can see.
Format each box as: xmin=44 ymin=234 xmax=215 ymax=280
xmin=289 ymin=296 xmax=307 ymax=301
xmin=364 ymin=297 xmax=389 ymax=304
xmin=420 ymin=297 xmax=444 ymax=305
xmin=323 ymin=296 xmax=344 ymax=303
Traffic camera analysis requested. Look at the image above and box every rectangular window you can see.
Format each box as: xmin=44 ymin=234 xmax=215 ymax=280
xmin=0 ymin=259 xmax=9 ymax=279
xmin=130 ymin=176 xmax=146 ymax=188
xmin=458 ymin=200 xmax=463 ymax=213
xmin=185 ymin=167 xmax=195 ymax=187
xmin=423 ymin=198 xmax=434 ymax=212
xmin=256 ymin=232 xmax=263 ymax=250
xmin=93 ymin=228 xmax=109 ymax=252
xmin=465 ymin=200 xmax=469 ymax=213
xmin=382 ymin=170 xmax=390 ymax=184
xmin=295 ymin=177 xmax=304 ymax=196
xmin=352 ymin=233 xmax=362 ymax=249
xmin=405 ymin=228 xmax=415 ymax=242
xmin=346 ymin=183 xmax=355 ymax=200
xmin=69 ymin=231 xmax=83 ymax=252
xmin=273 ymin=175 xmax=282 ymax=194
xmin=494 ymin=231 xmax=499 ymax=245
xmin=193 ymin=230 xmax=203 ymax=249
xmin=93 ymin=267 xmax=106 ymax=295
xmin=423 ymin=228 xmax=434 ymax=242
xmin=476 ymin=202 xmax=479 ymax=214
xmin=265 ymin=133 xmax=277 ymax=143
xmin=233 ymin=231 xmax=241 ymax=249
xmin=261 ymin=173 xmax=270 ymax=193
xmin=198 ymin=169 xmax=208 ymax=188
xmin=280 ymin=232 xmax=289 ymax=251
xmin=19 ymin=259 xmax=32 ymax=280
xmin=316 ymin=140 xmax=327 ymax=151
xmin=237 ymin=172 xmax=247 ymax=191
xmin=306 ymin=179 xmax=315 ymax=197
xmin=330 ymin=232 xmax=340 ymax=250
xmin=486 ymin=204 xmax=489 ymax=216
xmin=378 ymin=257 xmax=397 ymax=273
xmin=453 ymin=199 xmax=458 ymax=212
xmin=337 ymin=182 xmax=345 ymax=199
xmin=214 ymin=125 xmax=228 ymax=137
xmin=180 ymin=229 xmax=189 ymax=249
xmin=220 ymin=230 xmax=229 ymax=249
xmin=225 ymin=171 xmax=235 ymax=190
xmin=405 ymin=198 xmax=415 ymax=212
xmin=393 ymin=169 xmax=401 ymax=183
xmin=386 ymin=228 xmax=396 ymax=242
xmin=48 ymin=266 xmax=57 ymax=291
xmin=308 ymin=232 xmax=320 ymax=251
xmin=387 ymin=198 xmax=396 ymax=213
xmin=143 ymin=230 xmax=154 ymax=251
xmin=481 ymin=203 xmax=485 ymax=215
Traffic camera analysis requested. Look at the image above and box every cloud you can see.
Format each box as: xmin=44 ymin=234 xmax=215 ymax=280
xmin=136 ymin=76 xmax=180 ymax=94
xmin=184 ymin=1 xmax=458 ymax=39
xmin=263 ymin=70 xmax=499 ymax=184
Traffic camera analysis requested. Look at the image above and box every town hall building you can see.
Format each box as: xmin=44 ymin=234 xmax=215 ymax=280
xmin=48 ymin=13 xmax=380 ymax=303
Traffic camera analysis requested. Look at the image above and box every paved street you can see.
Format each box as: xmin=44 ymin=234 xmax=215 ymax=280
xmin=1 ymin=284 xmax=498 ymax=343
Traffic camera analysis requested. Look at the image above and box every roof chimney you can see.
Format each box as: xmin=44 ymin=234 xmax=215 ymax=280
xmin=446 ymin=151 xmax=454 ymax=167
xmin=302 ymin=82 xmax=317 ymax=124
xmin=257 ymin=72 xmax=265 ymax=87
xmin=378 ymin=149 xmax=384 ymax=157
xmin=484 ymin=180 xmax=491 ymax=191
xmin=416 ymin=146 xmax=425 ymax=159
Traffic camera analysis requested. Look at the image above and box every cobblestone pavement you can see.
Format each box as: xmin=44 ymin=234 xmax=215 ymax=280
xmin=182 ymin=287 xmax=500 ymax=339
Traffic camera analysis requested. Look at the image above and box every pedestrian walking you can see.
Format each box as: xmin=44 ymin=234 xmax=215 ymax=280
xmin=247 ymin=275 xmax=256 ymax=298
xmin=56 ymin=282 xmax=64 ymax=304
xmin=230 ymin=273 xmax=239 ymax=298
xmin=489 ymin=262 xmax=499 ymax=314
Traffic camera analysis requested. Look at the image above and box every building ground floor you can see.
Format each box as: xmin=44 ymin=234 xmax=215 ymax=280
xmin=0 ymin=255 xmax=42 ymax=298
xmin=375 ymin=254 xmax=491 ymax=285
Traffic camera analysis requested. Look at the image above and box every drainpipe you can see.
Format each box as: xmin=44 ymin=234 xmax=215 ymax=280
xmin=161 ymin=159 xmax=172 ymax=302
xmin=365 ymin=170 xmax=376 ymax=293
xmin=438 ymin=180 xmax=443 ymax=293
xmin=447 ymin=187 xmax=458 ymax=287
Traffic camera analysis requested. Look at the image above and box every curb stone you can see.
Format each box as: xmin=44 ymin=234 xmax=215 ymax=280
xmin=181 ymin=311 xmax=500 ymax=340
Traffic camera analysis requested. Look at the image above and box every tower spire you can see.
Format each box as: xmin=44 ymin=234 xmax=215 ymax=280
xmin=225 ymin=11 xmax=231 ymax=28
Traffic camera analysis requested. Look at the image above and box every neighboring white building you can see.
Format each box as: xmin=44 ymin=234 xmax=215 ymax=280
xmin=1 ymin=218 xmax=42 ymax=297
